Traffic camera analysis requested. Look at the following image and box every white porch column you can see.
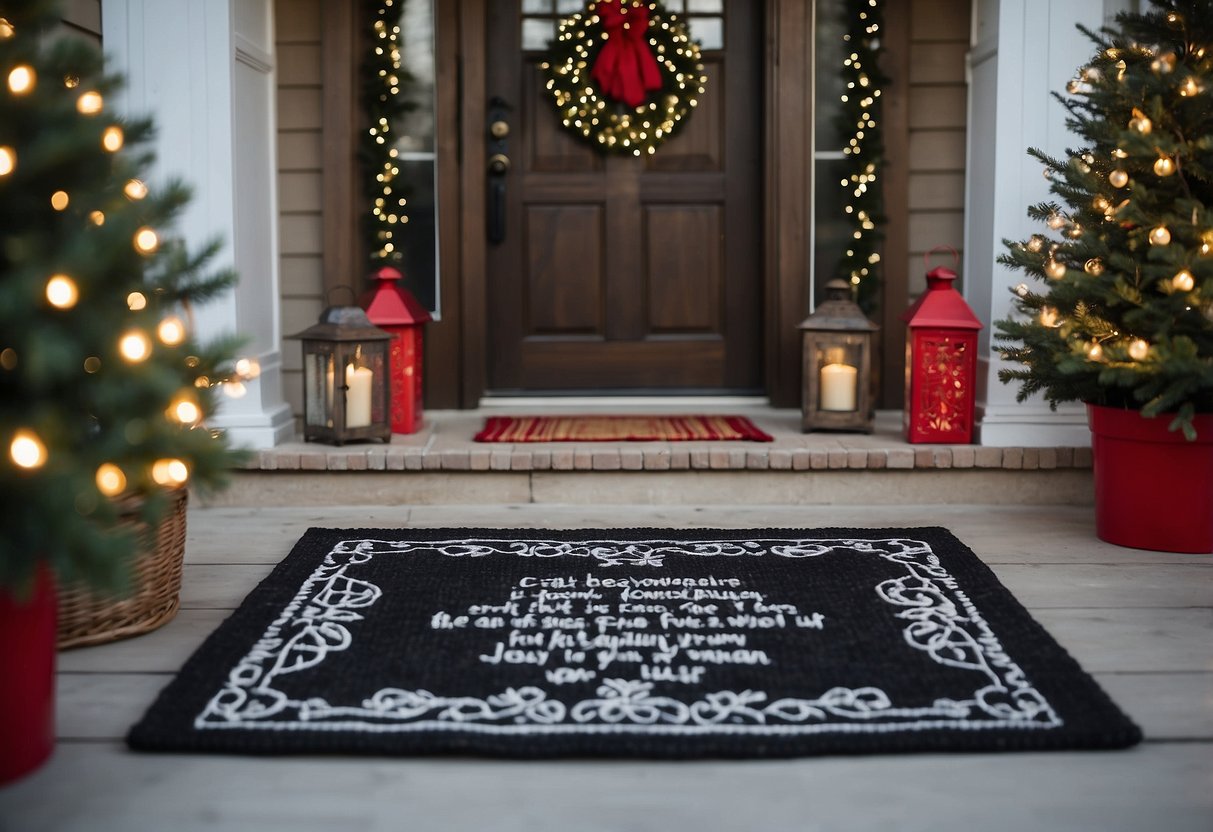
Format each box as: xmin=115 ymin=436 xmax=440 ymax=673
xmin=102 ymin=0 xmax=293 ymax=448
xmin=964 ymin=0 xmax=1131 ymax=446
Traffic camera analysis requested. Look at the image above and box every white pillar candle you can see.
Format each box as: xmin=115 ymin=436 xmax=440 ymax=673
xmin=345 ymin=364 xmax=374 ymax=428
xmin=820 ymin=363 xmax=858 ymax=411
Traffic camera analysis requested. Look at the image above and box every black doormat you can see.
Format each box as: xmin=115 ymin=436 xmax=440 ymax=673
xmin=128 ymin=528 xmax=1141 ymax=759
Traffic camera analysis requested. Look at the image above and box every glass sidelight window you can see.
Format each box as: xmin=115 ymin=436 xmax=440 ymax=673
xmin=390 ymin=0 xmax=440 ymax=316
xmin=811 ymin=0 xmax=851 ymax=312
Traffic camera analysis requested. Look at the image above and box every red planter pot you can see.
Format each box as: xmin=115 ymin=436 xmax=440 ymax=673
xmin=1088 ymin=404 xmax=1213 ymax=554
xmin=0 ymin=567 xmax=56 ymax=785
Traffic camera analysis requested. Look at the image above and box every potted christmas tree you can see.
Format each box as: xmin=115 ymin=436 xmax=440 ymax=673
xmin=0 ymin=0 xmax=247 ymax=781
xmin=997 ymin=0 xmax=1213 ymax=554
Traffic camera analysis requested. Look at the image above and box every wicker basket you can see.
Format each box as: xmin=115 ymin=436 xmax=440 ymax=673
xmin=56 ymin=487 xmax=189 ymax=650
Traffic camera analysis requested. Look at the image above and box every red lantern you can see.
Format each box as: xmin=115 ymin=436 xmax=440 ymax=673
xmin=901 ymin=250 xmax=983 ymax=444
xmin=361 ymin=266 xmax=432 ymax=434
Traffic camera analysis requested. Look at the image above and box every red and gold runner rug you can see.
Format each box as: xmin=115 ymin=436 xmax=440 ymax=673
xmin=473 ymin=415 xmax=773 ymax=443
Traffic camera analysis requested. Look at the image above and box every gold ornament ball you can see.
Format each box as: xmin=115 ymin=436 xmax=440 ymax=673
xmin=1045 ymin=259 xmax=1067 ymax=280
xmin=1084 ymin=258 xmax=1104 ymax=276
xmin=1172 ymin=269 xmax=1195 ymax=292
xmin=1128 ymin=338 xmax=1150 ymax=361
xmin=1153 ymin=155 xmax=1175 ymax=176
xmin=1149 ymin=225 xmax=1172 ymax=246
xmin=1109 ymin=169 xmax=1129 ymax=188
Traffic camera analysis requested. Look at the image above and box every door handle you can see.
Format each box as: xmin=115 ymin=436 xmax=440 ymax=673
xmin=488 ymin=153 xmax=511 ymax=174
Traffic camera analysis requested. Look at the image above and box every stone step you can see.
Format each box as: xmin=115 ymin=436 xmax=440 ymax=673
xmin=207 ymin=410 xmax=1093 ymax=508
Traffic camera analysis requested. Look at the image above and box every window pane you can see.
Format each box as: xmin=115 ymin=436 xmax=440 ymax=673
xmin=396 ymin=0 xmax=435 ymax=153
xmin=813 ymin=158 xmax=852 ymax=307
xmin=397 ymin=159 xmax=438 ymax=313
xmin=687 ymin=0 xmax=723 ymax=11
xmin=664 ymin=0 xmax=685 ymax=11
xmin=522 ymin=18 xmax=556 ymax=50
xmin=555 ymin=0 xmax=583 ymax=12
xmin=522 ymin=0 xmax=552 ymax=12
xmin=688 ymin=17 xmax=723 ymax=50
xmin=814 ymin=0 xmax=849 ymax=151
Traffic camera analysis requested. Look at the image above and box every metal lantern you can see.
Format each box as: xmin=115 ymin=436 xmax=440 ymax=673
xmin=798 ymin=279 xmax=879 ymax=433
xmin=288 ymin=304 xmax=393 ymax=445
xmin=901 ymin=252 xmax=983 ymax=444
xmin=361 ymin=266 xmax=432 ymax=434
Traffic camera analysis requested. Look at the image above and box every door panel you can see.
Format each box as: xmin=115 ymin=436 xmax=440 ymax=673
xmin=487 ymin=0 xmax=761 ymax=392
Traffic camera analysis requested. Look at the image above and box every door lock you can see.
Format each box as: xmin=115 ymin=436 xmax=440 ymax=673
xmin=489 ymin=120 xmax=510 ymax=139
xmin=488 ymin=153 xmax=511 ymax=174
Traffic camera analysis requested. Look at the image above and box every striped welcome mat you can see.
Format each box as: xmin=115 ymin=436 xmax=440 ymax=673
xmin=473 ymin=415 xmax=774 ymax=443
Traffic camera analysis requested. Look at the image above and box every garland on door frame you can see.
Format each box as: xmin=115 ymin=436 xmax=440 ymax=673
xmin=361 ymin=0 xmax=415 ymax=266
xmin=836 ymin=0 xmax=887 ymax=315
xmin=540 ymin=0 xmax=707 ymax=156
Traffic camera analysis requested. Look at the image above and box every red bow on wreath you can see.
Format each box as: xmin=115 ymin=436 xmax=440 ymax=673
xmin=591 ymin=0 xmax=663 ymax=108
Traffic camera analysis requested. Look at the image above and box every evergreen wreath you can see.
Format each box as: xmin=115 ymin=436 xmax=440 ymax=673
xmin=540 ymin=0 xmax=706 ymax=157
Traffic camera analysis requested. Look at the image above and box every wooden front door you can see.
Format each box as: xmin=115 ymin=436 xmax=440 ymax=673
xmin=484 ymin=1 xmax=763 ymax=393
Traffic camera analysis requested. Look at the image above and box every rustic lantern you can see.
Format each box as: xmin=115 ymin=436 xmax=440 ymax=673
xmin=361 ymin=266 xmax=432 ymax=434
xmin=901 ymin=251 xmax=983 ymax=444
xmin=288 ymin=304 xmax=393 ymax=445
xmin=798 ymin=279 xmax=879 ymax=433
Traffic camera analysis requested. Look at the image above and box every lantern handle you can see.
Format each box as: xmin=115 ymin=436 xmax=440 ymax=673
xmin=924 ymin=245 xmax=960 ymax=272
xmin=324 ymin=285 xmax=359 ymax=306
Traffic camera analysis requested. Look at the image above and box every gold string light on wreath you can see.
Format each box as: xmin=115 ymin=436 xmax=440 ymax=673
xmin=540 ymin=0 xmax=706 ymax=156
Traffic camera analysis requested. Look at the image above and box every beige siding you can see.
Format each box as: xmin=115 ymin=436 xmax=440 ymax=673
xmin=906 ymin=0 xmax=970 ymax=296
xmin=275 ymin=0 xmax=324 ymax=421
xmin=58 ymin=0 xmax=102 ymax=44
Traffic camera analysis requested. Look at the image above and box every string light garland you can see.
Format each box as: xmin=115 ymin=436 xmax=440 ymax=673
xmin=540 ymin=0 xmax=706 ymax=157
xmin=361 ymin=0 xmax=414 ymax=266
xmin=836 ymin=0 xmax=887 ymax=315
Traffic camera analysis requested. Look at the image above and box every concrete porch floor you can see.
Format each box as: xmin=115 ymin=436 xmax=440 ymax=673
xmin=1 ymin=498 xmax=1210 ymax=831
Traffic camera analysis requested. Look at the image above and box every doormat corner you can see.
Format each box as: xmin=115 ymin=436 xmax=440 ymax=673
xmin=473 ymin=414 xmax=774 ymax=443
xmin=128 ymin=526 xmax=1142 ymax=759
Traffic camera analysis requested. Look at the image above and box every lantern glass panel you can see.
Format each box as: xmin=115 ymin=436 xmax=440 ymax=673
xmin=815 ymin=337 xmax=864 ymax=413
xmin=303 ymin=346 xmax=336 ymax=428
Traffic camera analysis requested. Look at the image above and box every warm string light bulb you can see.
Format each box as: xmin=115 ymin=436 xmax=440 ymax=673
xmin=158 ymin=316 xmax=187 ymax=346
xmin=1039 ymin=307 xmax=1060 ymax=327
xmin=101 ymin=126 xmax=124 ymax=152
xmin=9 ymin=429 xmax=47 ymax=469
xmin=1044 ymin=259 xmax=1067 ymax=280
xmin=171 ymin=397 xmax=201 ymax=426
xmin=133 ymin=227 xmax=159 ymax=254
xmin=151 ymin=458 xmax=189 ymax=486
xmin=95 ymin=463 xmax=127 ymax=497
xmin=119 ymin=330 xmax=152 ymax=362
xmin=124 ymin=179 xmax=148 ymax=200
xmin=1179 ymin=77 xmax=1200 ymax=97
xmin=1128 ymin=338 xmax=1150 ymax=361
xmin=46 ymin=275 xmax=79 ymax=309
xmin=7 ymin=64 xmax=34 ymax=94
xmin=1087 ymin=343 xmax=1103 ymax=361
xmin=50 ymin=190 xmax=69 ymax=210
xmin=89 ymin=210 xmax=105 ymax=226
xmin=0 ymin=146 xmax=14 ymax=177
xmin=0 ymin=18 xmax=13 ymax=39
xmin=76 ymin=91 xmax=103 ymax=115
xmin=126 ymin=292 xmax=147 ymax=311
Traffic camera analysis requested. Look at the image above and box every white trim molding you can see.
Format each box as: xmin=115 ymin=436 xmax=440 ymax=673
xmin=965 ymin=0 xmax=1128 ymax=447
xmin=102 ymin=0 xmax=293 ymax=448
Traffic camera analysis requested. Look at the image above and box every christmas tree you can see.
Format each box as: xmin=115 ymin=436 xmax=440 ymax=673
xmin=0 ymin=1 xmax=246 ymax=594
xmin=996 ymin=0 xmax=1213 ymax=438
